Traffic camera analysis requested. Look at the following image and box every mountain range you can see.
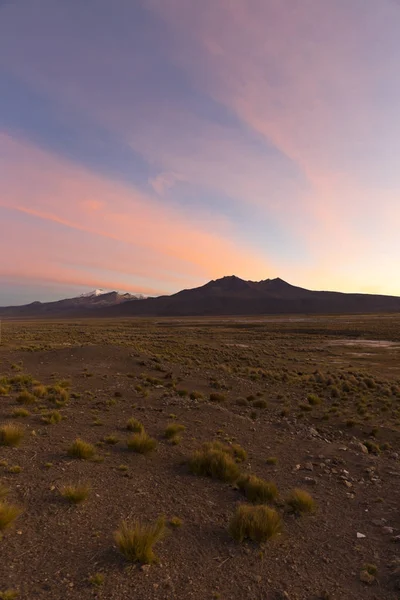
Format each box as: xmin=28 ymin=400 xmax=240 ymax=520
xmin=1 ymin=276 xmax=400 ymax=317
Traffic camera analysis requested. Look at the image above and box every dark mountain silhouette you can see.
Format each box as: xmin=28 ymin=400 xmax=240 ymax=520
xmin=1 ymin=276 xmax=400 ymax=317
xmin=0 ymin=290 xmax=139 ymax=317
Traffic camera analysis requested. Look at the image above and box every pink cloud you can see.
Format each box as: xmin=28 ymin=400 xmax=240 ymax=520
xmin=0 ymin=133 xmax=272 ymax=292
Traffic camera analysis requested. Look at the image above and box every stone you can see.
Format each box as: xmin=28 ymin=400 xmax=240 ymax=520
xmin=357 ymin=532 xmax=366 ymax=539
xmin=358 ymin=443 xmax=369 ymax=454
xmin=383 ymin=526 xmax=394 ymax=535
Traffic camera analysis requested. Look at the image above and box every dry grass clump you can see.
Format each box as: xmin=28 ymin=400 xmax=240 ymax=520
xmin=0 ymin=590 xmax=19 ymax=599
xmin=16 ymin=390 xmax=36 ymax=405
xmin=0 ymin=483 xmax=9 ymax=500
xmin=287 ymin=488 xmax=316 ymax=515
xmin=104 ymin=434 xmax=119 ymax=445
xmin=237 ymin=474 xmax=278 ymax=503
xmin=189 ymin=442 xmax=241 ymax=482
xmin=169 ymin=516 xmax=183 ymax=528
xmin=209 ymin=392 xmax=226 ymax=403
xmin=61 ymin=483 xmax=90 ymax=504
xmin=47 ymin=385 xmax=69 ymax=405
xmin=127 ymin=432 xmax=157 ymax=454
xmin=190 ymin=390 xmax=203 ymax=400
xmin=0 ymin=424 xmax=23 ymax=447
xmin=114 ymin=517 xmax=166 ymax=563
xmin=32 ymin=384 xmax=47 ymax=398
xmin=0 ymin=501 xmax=22 ymax=532
xmin=11 ymin=408 xmax=30 ymax=418
xmin=229 ymin=504 xmax=282 ymax=543
xmin=164 ymin=423 xmax=185 ymax=440
xmin=126 ymin=418 xmax=144 ymax=433
xmin=89 ymin=573 xmax=105 ymax=587
xmin=231 ymin=443 xmax=247 ymax=462
xmin=67 ymin=438 xmax=95 ymax=460
xmin=41 ymin=410 xmax=62 ymax=424
xmin=0 ymin=386 xmax=10 ymax=396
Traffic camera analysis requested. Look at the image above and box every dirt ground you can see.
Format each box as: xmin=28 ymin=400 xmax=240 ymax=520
xmin=0 ymin=315 xmax=399 ymax=600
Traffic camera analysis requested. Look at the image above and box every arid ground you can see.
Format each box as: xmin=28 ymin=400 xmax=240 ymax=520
xmin=0 ymin=315 xmax=399 ymax=600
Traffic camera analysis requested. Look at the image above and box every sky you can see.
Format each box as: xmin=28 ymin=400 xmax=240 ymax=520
xmin=1 ymin=0 xmax=400 ymax=305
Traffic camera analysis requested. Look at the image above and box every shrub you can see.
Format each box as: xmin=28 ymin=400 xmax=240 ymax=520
xmin=287 ymin=488 xmax=316 ymax=515
xmin=190 ymin=391 xmax=203 ymax=400
xmin=41 ymin=410 xmax=62 ymax=424
xmin=126 ymin=418 xmax=144 ymax=433
xmin=104 ymin=434 xmax=119 ymax=445
xmin=229 ymin=504 xmax=282 ymax=543
xmin=0 ymin=386 xmax=10 ymax=396
xmin=253 ymin=399 xmax=267 ymax=409
xmin=89 ymin=573 xmax=105 ymax=587
xmin=0 ymin=483 xmax=9 ymax=500
xmin=127 ymin=432 xmax=157 ymax=454
xmin=67 ymin=439 xmax=95 ymax=460
xmin=0 ymin=424 xmax=23 ymax=447
xmin=32 ymin=384 xmax=47 ymax=398
xmin=237 ymin=474 xmax=278 ymax=503
xmin=114 ymin=517 xmax=166 ymax=563
xmin=16 ymin=391 xmax=36 ymax=405
xmin=7 ymin=466 xmax=22 ymax=474
xmin=0 ymin=501 xmax=22 ymax=532
xmin=165 ymin=423 xmax=185 ymax=440
xmin=307 ymin=394 xmax=321 ymax=406
xmin=61 ymin=483 xmax=90 ymax=504
xmin=231 ymin=444 xmax=247 ymax=462
xmin=169 ymin=517 xmax=183 ymax=528
xmin=0 ymin=590 xmax=19 ymax=600
xmin=266 ymin=457 xmax=278 ymax=465
xmin=364 ymin=440 xmax=381 ymax=455
xmin=11 ymin=408 xmax=30 ymax=418
xmin=47 ymin=386 xmax=69 ymax=405
xmin=209 ymin=393 xmax=226 ymax=403
xmin=188 ymin=443 xmax=240 ymax=482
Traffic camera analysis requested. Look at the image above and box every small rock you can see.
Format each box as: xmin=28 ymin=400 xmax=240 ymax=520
xmin=383 ymin=526 xmax=394 ymax=535
xmin=304 ymin=462 xmax=314 ymax=472
xmin=358 ymin=443 xmax=369 ymax=454
xmin=343 ymin=480 xmax=353 ymax=488
xmin=357 ymin=532 xmax=366 ymax=539
xmin=303 ymin=477 xmax=317 ymax=485
xmin=141 ymin=564 xmax=151 ymax=573
xmin=391 ymin=535 xmax=400 ymax=543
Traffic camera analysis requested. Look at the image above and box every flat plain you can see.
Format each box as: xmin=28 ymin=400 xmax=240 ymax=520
xmin=0 ymin=315 xmax=399 ymax=600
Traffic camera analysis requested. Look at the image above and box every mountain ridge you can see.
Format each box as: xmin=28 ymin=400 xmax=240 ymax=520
xmin=1 ymin=276 xmax=399 ymax=318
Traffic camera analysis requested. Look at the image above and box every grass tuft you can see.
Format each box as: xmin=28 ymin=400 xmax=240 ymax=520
xmin=189 ymin=442 xmax=241 ymax=482
xmin=127 ymin=432 xmax=157 ymax=454
xmin=16 ymin=391 xmax=36 ymax=405
xmin=126 ymin=418 xmax=144 ymax=433
xmin=165 ymin=423 xmax=185 ymax=440
xmin=67 ymin=438 xmax=95 ymax=460
xmin=287 ymin=488 xmax=316 ymax=515
xmin=41 ymin=410 xmax=62 ymax=424
xmin=11 ymin=408 xmax=30 ymax=418
xmin=89 ymin=573 xmax=105 ymax=587
xmin=0 ymin=501 xmax=22 ymax=532
xmin=0 ymin=424 xmax=23 ymax=447
xmin=229 ymin=504 xmax=282 ymax=543
xmin=61 ymin=483 xmax=90 ymax=504
xmin=237 ymin=474 xmax=278 ymax=503
xmin=114 ymin=517 xmax=166 ymax=563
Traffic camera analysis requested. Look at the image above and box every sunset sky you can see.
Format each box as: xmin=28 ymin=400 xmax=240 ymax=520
xmin=1 ymin=0 xmax=400 ymax=304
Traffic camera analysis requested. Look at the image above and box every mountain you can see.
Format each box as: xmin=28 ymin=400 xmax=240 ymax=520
xmin=0 ymin=290 xmax=140 ymax=317
xmin=1 ymin=276 xmax=400 ymax=317
xmin=101 ymin=276 xmax=400 ymax=317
